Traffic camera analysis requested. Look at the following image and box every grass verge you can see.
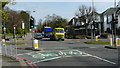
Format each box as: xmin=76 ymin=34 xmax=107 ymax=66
xmin=84 ymin=40 xmax=110 ymax=44
xmin=6 ymin=42 xmax=26 ymax=45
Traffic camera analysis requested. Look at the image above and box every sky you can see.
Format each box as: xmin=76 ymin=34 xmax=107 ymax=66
xmin=6 ymin=1 xmax=117 ymax=24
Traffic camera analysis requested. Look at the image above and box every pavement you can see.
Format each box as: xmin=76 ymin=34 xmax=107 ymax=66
xmin=0 ymin=33 xmax=33 ymax=68
xmin=1 ymin=55 xmax=21 ymax=68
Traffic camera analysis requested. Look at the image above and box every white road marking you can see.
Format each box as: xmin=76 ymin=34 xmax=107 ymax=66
xmin=76 ymin=50 xmax=117 ymax=65
xmin=17 ymin=49 xmax=117 ymax=65
xmin=34 ymin=56 xmax=62 ymax=64
xmin=90 ymin=55 xmax=116 ymax=64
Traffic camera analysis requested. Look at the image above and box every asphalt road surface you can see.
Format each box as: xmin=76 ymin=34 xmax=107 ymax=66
xmin=36 ymin=39 xmax=118 ymax=67
xmin=2 ymin=38 xmax=119 ymax=68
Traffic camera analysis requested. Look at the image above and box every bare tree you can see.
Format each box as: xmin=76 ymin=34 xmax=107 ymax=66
xmin=75 ymin=5 xmax=96 ymax=36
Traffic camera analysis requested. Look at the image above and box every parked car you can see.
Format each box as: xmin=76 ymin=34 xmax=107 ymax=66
xmin=34 ymin=33 xmax=43 ymax=39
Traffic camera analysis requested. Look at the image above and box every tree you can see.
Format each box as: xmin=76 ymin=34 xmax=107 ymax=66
xmin=0 ymin=1 xmax=9 ymax=21
xmin=6 ymin=10 xmax=22 ymax=33
xmin=0 ymin=0 xmax=16 ymax=34
xmin=75 ymin=5 xmax=96 ymax=36
xmin=0 ymin=0 xmax=9 ymax=34
xmin=37 ymin=19 xmax=42 ymax=32
xmin=0 ymin=0 xmax=16 ymax=20
xmin=43 ymin=14 xmax=68 ymax=29
xmin=20 ymin=11 xmax=30 ymax=31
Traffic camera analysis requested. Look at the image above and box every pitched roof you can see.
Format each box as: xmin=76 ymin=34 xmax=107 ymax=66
xmin=102 ymin=7 xmax=120 ymax=15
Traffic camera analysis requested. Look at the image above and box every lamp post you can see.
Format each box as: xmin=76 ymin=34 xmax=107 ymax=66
xmin=91 ymin=0 xmax=95 ymax=39
xmin=3 ymin=20 xmax=6 ymax=39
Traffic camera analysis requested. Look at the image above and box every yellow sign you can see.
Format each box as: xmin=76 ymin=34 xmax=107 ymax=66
xmin=34 ymin=43 xmax=38 ymax=48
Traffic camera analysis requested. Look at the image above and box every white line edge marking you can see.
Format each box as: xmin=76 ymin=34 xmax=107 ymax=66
xmin=76 ymin=50 xmax=117 ymax=65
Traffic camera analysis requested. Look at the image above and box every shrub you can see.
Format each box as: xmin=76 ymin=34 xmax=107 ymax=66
xmin=86 ymin=36 xmax=91 ymax=39
xmin=6 ymin=28 xmax=10 ymax=34
xmin=101 ymin=33 xmax=109 ymax=38
xmin=16 ymin=28 xmax=22 ymax=34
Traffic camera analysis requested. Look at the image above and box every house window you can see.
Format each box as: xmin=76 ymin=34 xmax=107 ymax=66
xmin=104 ymin=16 xmax=107 ymax=23
xmin=107 ymin=15 xmax=112 ymax=23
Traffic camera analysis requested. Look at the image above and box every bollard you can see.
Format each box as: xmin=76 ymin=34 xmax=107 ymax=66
xmin=33 ymin=39 xmax=38 ymax=49
xmin=110 ymin=38 xmax=113 ymax=46
xmin=116 ymin=38 xmax=120 ymax=46
xmin=96 ymin=36 xmax=98 ymax=41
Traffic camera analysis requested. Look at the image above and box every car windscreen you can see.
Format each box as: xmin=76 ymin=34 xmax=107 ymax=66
xmin=36 ymin=34 xmax=42 ymax=36
xmin=55 ymin=29 xmax=64 ymax=33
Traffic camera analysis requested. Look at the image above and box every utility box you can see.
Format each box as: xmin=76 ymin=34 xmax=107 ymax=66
xmin=33 ymin=39 xmax=38 ymax=49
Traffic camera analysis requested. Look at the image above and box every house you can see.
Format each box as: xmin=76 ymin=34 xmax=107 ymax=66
xmin=119 ymin=1 xmax=120 ymax=7
xmin=68 ymin=11 xmax=102 ymax=35
xmin=102 ymin=6 xmax=120 ymax=33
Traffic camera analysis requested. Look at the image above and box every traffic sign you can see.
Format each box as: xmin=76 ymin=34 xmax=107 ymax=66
xmin=22 ymin=23 xmax=25 ymax=29
xmin=14 ymin=26 xmax=16 ymax=30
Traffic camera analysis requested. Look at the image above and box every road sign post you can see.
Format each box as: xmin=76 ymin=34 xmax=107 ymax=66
xmin=22 ymin=22 xmax=25 ymax=40
xmin=13 ymin=25 xmax=18 ymax=58
xmin=13 ymin=26 xmax=16 ymax=38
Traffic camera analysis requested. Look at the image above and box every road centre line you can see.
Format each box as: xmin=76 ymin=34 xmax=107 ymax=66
xmin=76 ymin=50 xmax=117 ymax=65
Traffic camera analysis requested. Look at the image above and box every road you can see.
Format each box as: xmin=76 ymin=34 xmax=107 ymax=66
xmin=36 ymin=39 xmax=118 ymax=67
xmin=1 ymin=38 xmax=119 ymax=68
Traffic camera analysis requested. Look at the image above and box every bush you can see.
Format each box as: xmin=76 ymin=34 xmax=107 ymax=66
xmin=84 ymin=40 xmax=110 ymax=44
xmin=86 ymin=36 xmax=91 ymax=39
xmin=16 ymin=28 xmax=22 ymax=34
xmin=116 ymin=27 xmax=120 ymax=35
xmin=6 ymin=28 xmax=10 ymax=34
xmin=24 ymin=29 xmax=28 ymax=34
xmin=101 ymin=33 xmax=109 ymax=38
xmin=75 ymin=35 xmax=87 ymax=39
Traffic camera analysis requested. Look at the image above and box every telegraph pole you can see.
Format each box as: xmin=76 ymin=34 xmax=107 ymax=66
xmin=91 ymin=0 xmax=95 ymax=39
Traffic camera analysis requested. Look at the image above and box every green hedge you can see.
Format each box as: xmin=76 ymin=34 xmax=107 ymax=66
xmin=84 ymin=40 xmax=110 ymax=44
xmin=100 ymin=33 xmax=109 ymax=38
